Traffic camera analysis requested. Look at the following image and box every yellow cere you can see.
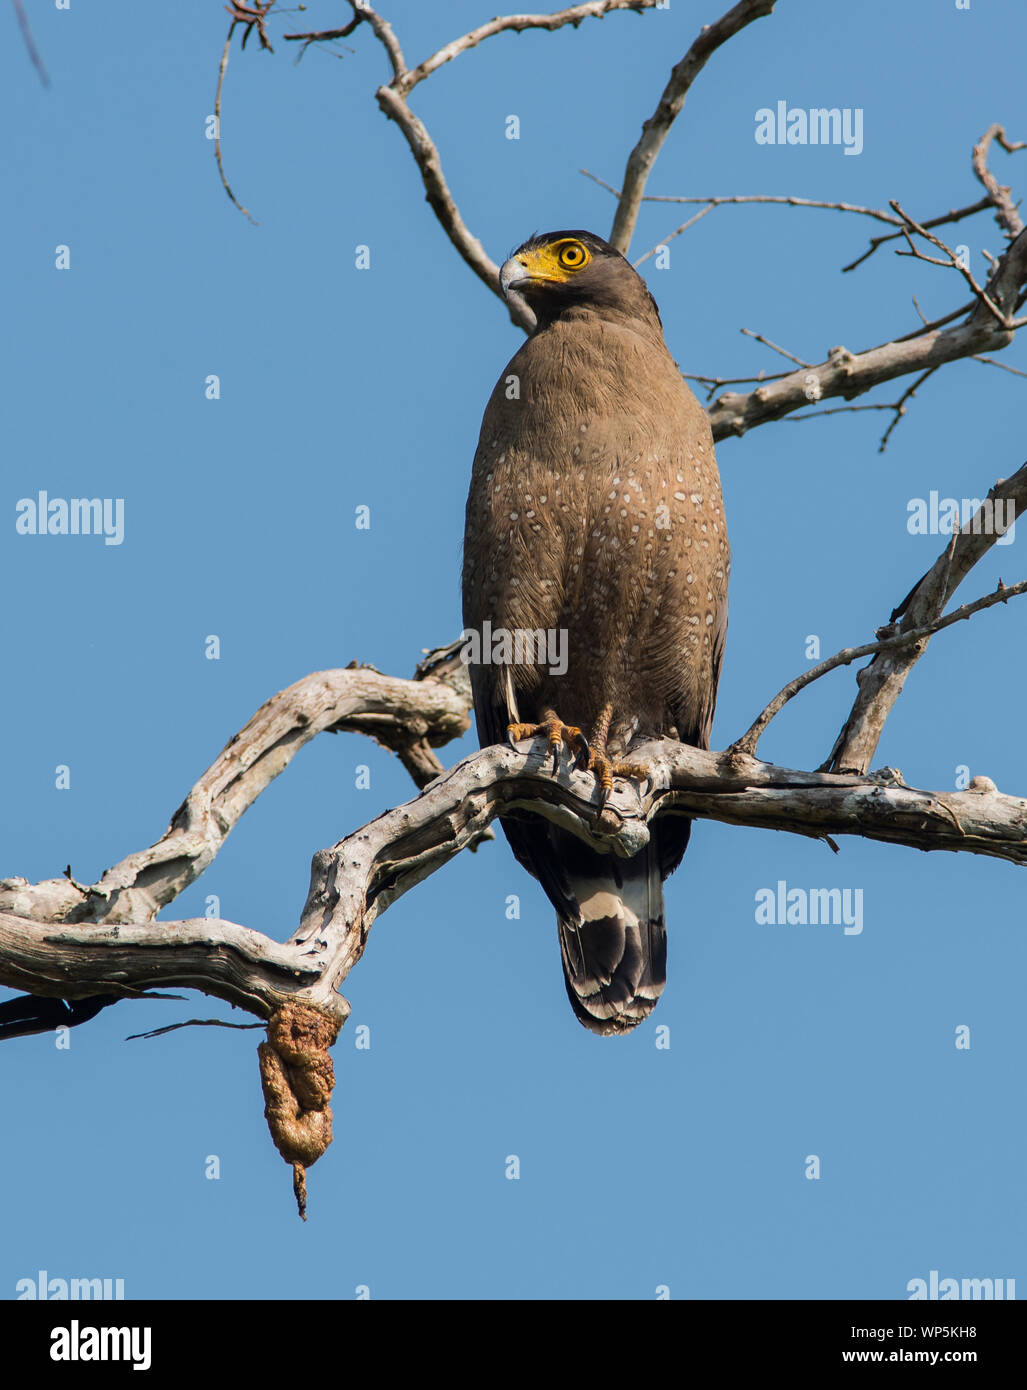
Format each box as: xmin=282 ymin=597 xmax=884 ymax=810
xmin=520 ymin=238 xmax=593 ymax=282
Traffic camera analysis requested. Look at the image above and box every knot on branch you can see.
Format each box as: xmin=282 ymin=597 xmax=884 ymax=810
xmin=827 ymin=344 xmax=855 ymax=366
xmin=258 ymin=1003 xmax=340 ymax=1219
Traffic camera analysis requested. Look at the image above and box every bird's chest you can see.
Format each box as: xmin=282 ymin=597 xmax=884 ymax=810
xmin=462 ymin=322 xmax=721 ymax=636
xmin=467 ymin=412 xmax=648 ymax=625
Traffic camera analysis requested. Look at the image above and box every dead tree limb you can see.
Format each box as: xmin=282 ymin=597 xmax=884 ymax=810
xmin=608 ymin=0 xmax=779 ymax=253
xmin=733 ymin=579 xmax=1026 ymax=760
xmin=280 ymin=0 xmax=665 ymax=330
xmin=590 ymin=127 xmax=1027 ymax=438
xmin=5 ymin=742 xmax=1027 ymax=1037
xmin=704 ymin=226 xmax=1027 ymax=439
xmin=3 ymin=565 xmax=1024 ymax=1203
xmin=0 ymin=657 xmax=470 ymax=929
xmin=216 ymin=8 xmax=1025 ymax=443
xmin=823 ymin=463 xmax=1027 ymax=774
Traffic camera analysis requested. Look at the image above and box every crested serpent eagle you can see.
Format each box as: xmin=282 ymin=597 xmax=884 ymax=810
xmin=462 ymin=230 xmax=730 ymax=1035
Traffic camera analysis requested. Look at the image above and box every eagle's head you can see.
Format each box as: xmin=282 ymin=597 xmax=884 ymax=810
xmin=499 ymin=229 xmax=662 ymax=330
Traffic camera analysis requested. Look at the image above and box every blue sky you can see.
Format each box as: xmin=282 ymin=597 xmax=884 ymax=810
xmin=2 ymin=0 xmax=1025 ymax=1300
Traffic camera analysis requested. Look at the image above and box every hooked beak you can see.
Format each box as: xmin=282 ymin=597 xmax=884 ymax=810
xmin=499 ymin=257 xmax=533 ymax=298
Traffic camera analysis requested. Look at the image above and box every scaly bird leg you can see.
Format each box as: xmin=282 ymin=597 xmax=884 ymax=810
xmin=507 ymin=709 xmax=590 ymax=775
xmin=587 ymin=703 xmax=650 ymax=816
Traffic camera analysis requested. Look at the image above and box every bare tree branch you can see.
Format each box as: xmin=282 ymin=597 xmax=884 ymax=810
xmin=823 ymin=462 xmax=1027 ymax=775
xmin=5 ymin=741 xmax=1027 ymax=1033
xmin=875 ymin=366 xmax=940 ymax=451
xmin=127 ymin=1019 xmax=265 ymax=1040
xmin=391 ymin=0 xmax=658 ymax=96
xmin=841 ymin=198 xmax=994 ymax=273
xmin=586 ymin=127 xmax=1026 ymax=435
xmin=582 ymin=182 xmax=913 ymax=269
xmin=281 ymin=2 xmax=663 ymax=328
xmin=592 ymin=179 xmax=994 ymax=278
xmin=623 ymin=189 xmax=904 ymax=222
xmin=4 ymin=499 xmax=1025 ymax=1196
xmin=373 ymin=84 xmax=534 ymax=331
xmin=631 ymin=202 xmax=717 ymax=266
xmin=972 ymin=123 xmax=1026 ymax=237
xmin=892 ymin=200 xmax=1024 ymax=330
xmin=229 ymin=14 xmax=1025 ymax=443
xmin=286 ymin=0 xmax=405 ymax=75
xmin=608 ymin=0 xmax=778 ymax=253
xmin=732 ymin=577 xmax=1027 ymax=759
xmin=8 ymin=677 xmax=1023 ymax=1213
xmin=5 ymin=524 xmax=1026 ymax=1023
xmin=683 ymin=367 xmax=790 ymax=400
xmin=214 ymin=8 xmax=267 ymax=223
xmin=784 ymin=366 xmax=940 ymax=453
xmin=315 ymin=1 xmax=532 ymax=326
xmin=0 ymin=659 xmax=471 ymax=930
xmin=739 ymin=326 xmax=812 ymax=368
xmin=972 ymin=353 xmax=1027 ymax=378
xmin=582 ymin=172 xmax=921 ymax=236
xmin=705 ymin=225 xmax=1027 ymax=440
xmin=26 ymin=1 xmax=1026 ymax=1220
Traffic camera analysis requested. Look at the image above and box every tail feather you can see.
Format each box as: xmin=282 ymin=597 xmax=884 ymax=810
xmin=554 ymin=829 xmax=666 ymax=1036
xmin=498 ymin=813 xmax=690 ymax=1036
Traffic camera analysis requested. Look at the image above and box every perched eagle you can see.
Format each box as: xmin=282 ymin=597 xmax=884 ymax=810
xmin=462 ymin=230 xmax=729 ymax=1035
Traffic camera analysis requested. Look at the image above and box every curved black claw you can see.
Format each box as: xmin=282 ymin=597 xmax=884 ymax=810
xmin=551 ymin=742 xmax=561 ymax=775
xmin=507 ymin=728 xmax=519 ymax=751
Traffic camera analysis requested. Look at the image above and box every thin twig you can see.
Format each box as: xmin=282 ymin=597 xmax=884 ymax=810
xmin=892 ymin=199 xmax=1021 ymax=329
xmin=822 ymin=464 xmax=1027 ymax=774
xmin=632 ymin=203 xmax=717 ymax=265
xmin=287 ymin=0 xmax=406 ymax=77
xmin=841 ymin=198 xmax=993 ymax=272
xmin=579 ymin=172 xmax=998 ymax=278
xmin=732 ymin=579 xmax=1027 ymax=758
xmin=127 ymin=1018 xmax=266 ymax=1041
xmin=682 ymin=368 xmax=790 ymax=401
xmin=226 ymin=2 xmax=275 ymax=51
xmin=891 ymin=299 xmax=976 ymax=343
xmin=392 ymin=0 xmax=657 ymax=96
xmin=972 ymin=123 xmax=1026 ymax=238
xmin=374 ymin=85 xmax=531 ymax=330
xmin=877 ymin=366 xmax=939 ymax=451
xmin=215 ymin=22 xmax=258 ymax=224
xmin=781 ymin=370 xmax=941 ymax=454
xmin=609 ymin=0 xmax=778 ymax=253
xmin=285 ymin=16 xmax=361 ymax=62
xmin=972 ymin=353 xmax=1027 ymax=378
xmin=785 ymin=403 xmax=898 ymax=420
xmin=740 ymin=327 xmax=811 ymax=368
xmin=707 ymin=217 xmax=1027 ymax=439
xmin=587 ymin=180 xmax=903 ymax=224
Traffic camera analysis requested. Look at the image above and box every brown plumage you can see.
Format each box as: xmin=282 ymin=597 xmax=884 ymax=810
xmin=462 ymin=230 xmax=729 ymax=1034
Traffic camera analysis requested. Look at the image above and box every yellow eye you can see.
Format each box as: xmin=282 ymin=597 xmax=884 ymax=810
xmin=557 ymin=241 xmax=588 ymax=270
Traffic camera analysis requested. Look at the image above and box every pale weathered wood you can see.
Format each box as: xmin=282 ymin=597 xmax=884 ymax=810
xmin=4 ymin=739 xmax=1026 ymax=1028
